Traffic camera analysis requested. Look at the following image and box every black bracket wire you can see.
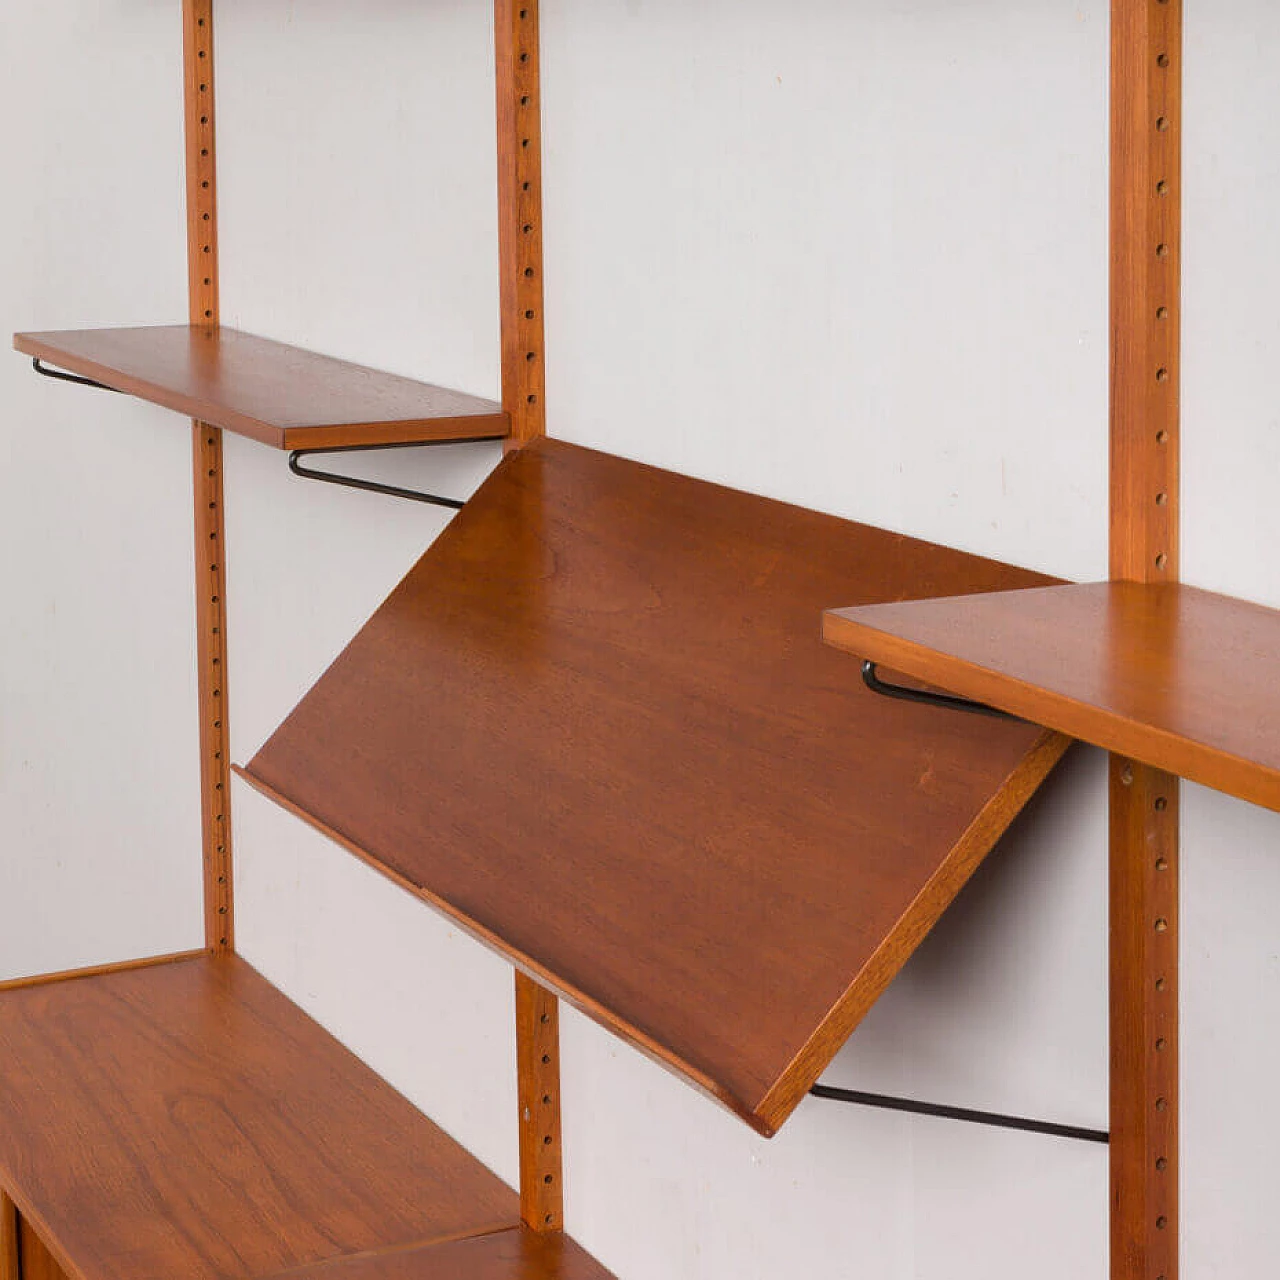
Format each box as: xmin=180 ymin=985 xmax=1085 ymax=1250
xmin=287 ymin=438 xmax=493 ymax=510
xmin=861 ymin=660 xmax=1019 ymax=721
xmin=32 ymin=357 xmax=121 ymax=393
xmin=809 ymin=1083 xmax=1108 ymax=1145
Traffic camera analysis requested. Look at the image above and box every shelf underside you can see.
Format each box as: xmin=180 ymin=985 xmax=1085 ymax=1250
xmin=825 ymin=580 xmax=1280 ymax=812
xmin=241 ymin=438 xmax=1070 ymax=1137
xmin=12 ymin=326 xmax=508 ymax=450
xmin=0 ymin=954 xmax=601 ymax=1280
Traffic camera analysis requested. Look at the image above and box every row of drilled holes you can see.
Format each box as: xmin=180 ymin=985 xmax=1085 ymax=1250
xmin=197 ymin=16 xmax=215 ymax=320
xmin=539 ymin=1006 xmax=557 ymax=1225
xmin=1152 ymin=25 xmax=1175 ymax=578
xmin=517 ymin=10 xmax=541 ymax=413
xmin=1151 ymin=29 xmax=1177 ymax=1265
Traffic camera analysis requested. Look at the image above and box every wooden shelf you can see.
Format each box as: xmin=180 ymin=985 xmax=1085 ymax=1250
xmin=824 ymin=580 xmax=1280 ymax=813
xmin=12 ymin=326 xmax=508 ymax=450
xmin=239 ymin=438 xmax=1070 ymax=1138
xmin=0 ymin=953 xmax=520 ymax=1280
xmin=272 ymin=1227 xmax=614 ymax=1279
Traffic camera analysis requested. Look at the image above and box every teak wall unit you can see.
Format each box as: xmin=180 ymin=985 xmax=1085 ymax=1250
xmin=4 ymin=1 xmax=1247 ymax=1278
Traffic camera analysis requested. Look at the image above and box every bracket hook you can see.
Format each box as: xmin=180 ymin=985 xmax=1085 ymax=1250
xmin=287 ymin=439 xmax=485 ymax=510
xmin=32 ymin=357 xmax=120 ymax=393
xmin=861 ymin=660 xmax=1019 ymax=721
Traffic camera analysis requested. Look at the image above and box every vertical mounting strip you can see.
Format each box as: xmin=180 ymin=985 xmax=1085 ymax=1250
xmin=516 ymin=973 xmax=564 ymax=1232
xmin=496 ymin=0 xmax=547 ymax=450
xmin=184 ymin=0 xmax=233 ymax=953
xmin=0 ymin=1193 xmax=17 ymax=1280
xmin=497 ymin=0 xmax=561 ymax=1232
xmin=1110 ymin=3 xmax=1181 ymax=1278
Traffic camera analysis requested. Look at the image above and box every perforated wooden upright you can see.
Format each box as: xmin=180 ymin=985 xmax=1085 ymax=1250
xmin=6 ymin=3 xmax=1271 ymax=1279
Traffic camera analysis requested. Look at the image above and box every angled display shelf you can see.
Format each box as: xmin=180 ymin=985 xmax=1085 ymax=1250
xmin=0 ymin=953 xmax=532 ymax=1280
xmin=12 ymin=326 xmax=508 ymax=450
xmin=824 ymin=580 xmax=1280 ymax=813
xmin=239 ymin=438 xmax=1071 ymax=1137
xmin=275 ymin=1229 xmax=613 ymax=1280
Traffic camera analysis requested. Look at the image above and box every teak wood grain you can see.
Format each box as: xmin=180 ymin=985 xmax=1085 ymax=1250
xmin=1110 ymin=3 xmax=1183 ymax=1277
xmin=0 ymin=955 xmax=517 ymax=1280
xmin=825 ymin=581 xmax=1280 ymax=812
xmin=184 ymin=0 xmax=235 ymax=953
xmin=263 ymin=1228 xmax=615 ymax=1280
xmin=516 ymin=975 xmax=562 ymax=1232
xmin=15 ymin=1221 xmax=65 ymax=1280
xmin=0 ymin=1194 xmax=17 ymax=1280
xmin=12 ymin=327 xmax=508 ymax=451
xmin=241 ymin=439 xmax=1068 ymax=1136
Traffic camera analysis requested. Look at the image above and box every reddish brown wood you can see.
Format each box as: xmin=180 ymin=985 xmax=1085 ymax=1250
xmin=0 ymin=949 xmax=207 ymax=995
xmin=823 ymin=581 xmax=1280 ymax=812
xmin=0 ymin=955 xmax=518 ymax=1280
xmin=241 ymin=439 xmax=1068 ymax=1135
xmin=0 ymin=1194 xmax=18 ymax=1280
xmin=194 ymin=419 xmax=234 ymax=950
xmin=183 ymin=0 xmax=234 ymax=954
xmin=15 ymin=1221 xmax=67 ymax=1280
xmin=516 ymin=976 xmax=562 ymax=1232
xmin=12 ymin=328 xmax=509 ymax=451
xmin=496 ymin=0 xmax=545 ymax=449
xmin=268 ymin=1228 xmax=615 ymax=1280
xmin=1110 ymin=2 xmax=1181 ymax=1276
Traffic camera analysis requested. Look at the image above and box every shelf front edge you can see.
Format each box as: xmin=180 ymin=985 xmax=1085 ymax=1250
xmin=823 ymin=585 xmax=1280 ymax=814
xmin=236 ymin=723 xmax=1070 ymax=1136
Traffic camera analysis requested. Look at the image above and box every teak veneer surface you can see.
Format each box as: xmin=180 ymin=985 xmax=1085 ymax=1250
xmin=242 ymin=439 xmax=1068 ymax=1135
xmin=825 ymin=580 xmax=1280 ymax=812
xmin=12 ymin=326 xmax=508 ymax=450
xmin=270 ymin=1227 xmax=615 ymax=1280
xmin=0 ymin=954 xmax=518 ymax=1280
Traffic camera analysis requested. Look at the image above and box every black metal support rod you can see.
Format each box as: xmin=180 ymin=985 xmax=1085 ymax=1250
xmin=861 ymin=660 xmax=1020 ymax=721
xmin=809 ymin=1083 xmax=1108 ymax=1145
xmin=287 ymin=437 xmax=494 ymax=510
xmin=32 ymin=357 xmax=121 ymax=393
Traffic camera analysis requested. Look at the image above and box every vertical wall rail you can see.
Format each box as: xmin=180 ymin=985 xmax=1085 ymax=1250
xmin=496 ymin=0 xmax=547 ymax=448
xmin=516 ymin=974 xmax=564 ymax=1232
xmin=498 ymin=0 xmax=561 ymax=1232
xmin=1110 ymin=3 xmax=1182 ymax=1278
xmin=183 ymin=0 xmax=233 ymax=952
xmin=0 ymin=1194 xmax=17 ymax=1280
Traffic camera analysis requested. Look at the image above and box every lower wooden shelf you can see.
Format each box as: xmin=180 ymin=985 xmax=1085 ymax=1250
xmin=272 ymin=1227 xmax=614 ymax=1279
xmin=0 ymin=953 xmax=608 ymax=1280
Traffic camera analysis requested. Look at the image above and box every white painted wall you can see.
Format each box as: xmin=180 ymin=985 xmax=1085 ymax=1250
xmin=0 ymin=2 xmax=1274 ymax=1276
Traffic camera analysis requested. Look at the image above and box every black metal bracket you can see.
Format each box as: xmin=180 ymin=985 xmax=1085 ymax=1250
xmin=861 ymin=659 xmax=1019 ymax=721
xmin=32 ymin=357 xmax=121 ymax=393
xmin=809 ymin=1083 xmax=1108 ymax=1145
xmin=287 ymin=438 xmax=494 ymax=510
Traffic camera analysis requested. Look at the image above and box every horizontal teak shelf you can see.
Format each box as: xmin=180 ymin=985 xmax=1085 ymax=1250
xmin=240 ymin=439 xmax=1070 ymax=1137
xmin=13 ymin=325 xmax=508 ymax=449
xmin=824 ymin=581 xmax=1280 ymax=813
xmin=0 ymin=954 xmax=531 ymax=1280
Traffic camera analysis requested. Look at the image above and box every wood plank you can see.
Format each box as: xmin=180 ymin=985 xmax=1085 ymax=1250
xmin=0 ymin=955 xmax=517 ymax=1280
xmin=824 ymin=580 xmax=1280 ymax=812
xmin=516 ymin=976 xmax=562 ymax=1232
xmin=241 ymin=438 xmax=1068 ymax=1136
xmin=1110 ymin=0 xmax=1182 ymax=1275
xmin=12 ymin=327 xmax=509 ymax=451
xmin=15 ymin=1221 xmax=67 ymax=1280
xmin=265 ymin=1228 xmax=614 ymax=1280
xmin=0 ymin=949 xmax=207 ymax=995
xmin=496 ymin=0 xmax=546 ymax=449
xmin=0 ymin=1193 xmax=18 ymax=1280
xmin=184 ymin=0 xmax=234 ymax=953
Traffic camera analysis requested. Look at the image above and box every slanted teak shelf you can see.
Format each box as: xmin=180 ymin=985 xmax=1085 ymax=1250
xmin=13 ymin=325 xmax=508 ymax=450
xmin=824 ymin=581 xmax=1280 ymax=815
xmin=239 ymin=438 xmax=1069 ymax=1136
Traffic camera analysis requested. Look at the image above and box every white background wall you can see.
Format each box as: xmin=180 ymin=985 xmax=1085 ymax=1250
xmin=0 ymin=2 xmax=1276 ymax=1277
